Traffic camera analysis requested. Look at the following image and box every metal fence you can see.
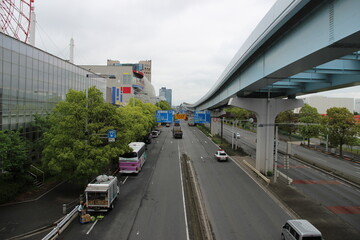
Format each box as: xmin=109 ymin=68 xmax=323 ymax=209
xmin=42 ymin=205 xmax=79 ymax=240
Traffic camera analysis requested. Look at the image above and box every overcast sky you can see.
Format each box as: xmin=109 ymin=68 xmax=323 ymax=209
xmin=34 ymin=0 xmax=360 ymax=106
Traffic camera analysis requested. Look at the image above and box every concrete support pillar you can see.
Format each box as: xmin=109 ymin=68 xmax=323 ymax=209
xmin=209 ymin=110 xmax=226 ymax=136
xmin=228 ymin=97 xmax=303 ymax=174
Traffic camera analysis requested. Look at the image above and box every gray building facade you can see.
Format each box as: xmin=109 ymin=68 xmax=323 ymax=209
xmin=159 ymin=87 xmax=172 ymax=107
xmin=0 ymin=32 xmax=106 ymax=136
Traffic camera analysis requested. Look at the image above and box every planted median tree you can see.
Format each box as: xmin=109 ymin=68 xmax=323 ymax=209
xmin=324 ymin=107 xmax=357 ymax=157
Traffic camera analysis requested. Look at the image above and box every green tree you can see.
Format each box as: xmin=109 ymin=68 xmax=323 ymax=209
xmin=276 ymin=110 xmax=298 ymax=140
xmin=225 ymin=107 xmax=251 ymax=120
xmin=157 ymin=100 xmax=171 ymax=110
xmin=325 ymin=107 xmax=357 ymax=156
xmin=298 ymin=104 xmax=321 ymax=146
xmin=42 ymin=87 xmax=128 ymax=184
xmin=29 ymin=113 xmax=52 ymax=160
xmin=0 ymin=130 xmax=29 ymax=178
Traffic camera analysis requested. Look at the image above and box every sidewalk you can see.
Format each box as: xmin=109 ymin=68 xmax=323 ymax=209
xmin=0 ymin=182 xmax=82 ymax=240
xmin=232 ymin=155 xmax=360 ymax=240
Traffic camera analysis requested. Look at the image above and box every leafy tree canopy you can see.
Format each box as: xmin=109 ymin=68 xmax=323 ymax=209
xmin=325 ymin=107 xmax=358 ymax=156
xmin=43 ymin=87 xmax=127 ymax=184
xmin=298 ymin=104 xmax=322 ymax=145
xmin=276 ymin=110 xmax=298 ymax=140
xmin=0 ymin=130 xmax=29 ymax=177
xmin=157 ymin=100 xmax=171 ymax=110
xmin=225 ymin=107 xmax=251 ymax=120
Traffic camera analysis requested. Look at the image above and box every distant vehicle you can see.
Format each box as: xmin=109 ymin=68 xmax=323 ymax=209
xmin=236 ymin=133 xmax=241 ymax=139
xmin=151 ymin=130 xmax=159 ymax=138
xmin=174 ymin=120 xmax=180 ymax=126
xmin=166 ymin=123 xmax=171 ymax=127
xmin=215 ymin=149 xmax=228 ymax=161
xmin=154 ymin=128 xmax=161 ymax=135
xmin=172 ymin=126 xmax=183 ymax=139
xmin=85 ymin=175 xmax=119 ymax=212
xmin=188 ymin=117 xmax=196 ymax=126
xmin=281 ymin=219 xmax=322 ymax=240
xmin=119 ymin=142 xmax=146 ymax=174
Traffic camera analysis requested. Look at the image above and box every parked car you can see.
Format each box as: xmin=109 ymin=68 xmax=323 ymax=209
xmin=151 ymin=130 xmax=159 ymax=138
xmin=166 ymin=123 xmax=170 ymax=127
xmin=215 ymin=149 xmax=228 ymax=161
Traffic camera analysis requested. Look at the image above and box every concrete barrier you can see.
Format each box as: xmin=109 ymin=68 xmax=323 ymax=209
xmin=243 ymin=160 xmax=270 ymax=185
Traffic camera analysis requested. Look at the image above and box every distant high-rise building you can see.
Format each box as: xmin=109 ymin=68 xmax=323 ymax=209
xmin=139 ymin=60 xmax=152 ymax=82
xmin=159 ymin=87 xmax=172 ymax=107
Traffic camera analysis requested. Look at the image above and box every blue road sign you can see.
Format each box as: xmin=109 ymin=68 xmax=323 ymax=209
xmin=107 ymin=130 xmax=117 ymax=139
xmin=194 ymin=111 xmax=211 ymax=123
xmin=156 ymin=110 xmax=173 ymax=123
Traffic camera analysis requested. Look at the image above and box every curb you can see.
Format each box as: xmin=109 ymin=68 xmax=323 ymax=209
xmin=0 ymin=181 xmax=65 ymax=207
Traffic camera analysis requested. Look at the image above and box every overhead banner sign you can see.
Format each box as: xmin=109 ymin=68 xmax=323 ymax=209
xmin=194 ymin=111 xmax=211 ymax=123
xmin=156 ymin=110 xmax=173 ymax=123
xmin=175 ymin=114 xmax=187 ymax=120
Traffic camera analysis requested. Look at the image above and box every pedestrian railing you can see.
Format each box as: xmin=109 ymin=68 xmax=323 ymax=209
xmin=42 ymin=205 xmax=78 ymax=240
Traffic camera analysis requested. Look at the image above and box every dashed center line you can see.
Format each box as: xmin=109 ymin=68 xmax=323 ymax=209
xmin=86 ymin=219 xmax=98 ymax=235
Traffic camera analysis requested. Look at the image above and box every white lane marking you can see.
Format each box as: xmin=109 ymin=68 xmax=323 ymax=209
xmin=86 ymin=219 xmax=98 ymax=235
xmin=178 ymin=142 xmax=190 ymax=240
xmin=122 ymin=176 xmax=128 ymax=185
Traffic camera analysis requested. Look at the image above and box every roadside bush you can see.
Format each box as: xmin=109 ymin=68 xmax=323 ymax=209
xmin=0 ymin=174 xmax=32 ymax=204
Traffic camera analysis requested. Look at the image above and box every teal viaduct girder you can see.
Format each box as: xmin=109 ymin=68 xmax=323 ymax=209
xmin=193 ymin=0 xmax=360 ymax=111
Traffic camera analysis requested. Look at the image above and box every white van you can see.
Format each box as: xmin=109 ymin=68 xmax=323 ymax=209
xmin=281 ymin=219 xmax=322 ymax=240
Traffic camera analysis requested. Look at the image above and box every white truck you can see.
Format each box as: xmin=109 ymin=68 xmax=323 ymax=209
xmin=85 ymin=175 xmax=119 ymax=212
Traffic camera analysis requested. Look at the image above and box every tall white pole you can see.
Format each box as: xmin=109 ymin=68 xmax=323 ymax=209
xmin=70 ymin=38 xmax=74 ymax=63
xmin=29 ymin=8 xmax=36 ymax=46
xmin=274 ymin=126 xmax=278 ymax=183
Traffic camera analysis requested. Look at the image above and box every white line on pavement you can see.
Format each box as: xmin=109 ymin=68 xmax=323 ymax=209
xmin=86 ymin=219 xmax=98 ymax=235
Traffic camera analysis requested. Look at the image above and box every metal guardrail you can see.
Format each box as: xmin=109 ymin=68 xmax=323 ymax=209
xmin=42 ymin=205 xmax=79 ymax=240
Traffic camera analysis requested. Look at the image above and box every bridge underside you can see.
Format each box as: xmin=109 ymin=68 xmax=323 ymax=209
xmin=194 ymin=0 xmax=360 ymax=111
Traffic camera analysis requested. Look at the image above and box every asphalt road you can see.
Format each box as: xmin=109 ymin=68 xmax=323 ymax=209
xmin=181 ymin=124 xmax=291 ymax=239
xmin=59 ymin=123 xmax=294 ymax=240
xmin=59 ymin=126 xmax=181 ymax=239
xmin=221 ymin=124 xmax=360 ymax=232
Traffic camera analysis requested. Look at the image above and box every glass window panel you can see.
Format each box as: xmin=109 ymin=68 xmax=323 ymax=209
xmin=3 ymin=48 xmax=11 ymax=62
xmin=20 ymin=43 xmax=27 ymax=54
xmin=26 ymin=56 xmax=32 ymax=67
xmin=11 ymin=40 xmax=20 ymax=51
xmin=11 ymin=51 xmax=19 ymax=64
xmin=3 ymin=36 xmax=12 ymax=49
xmin=20 ymin=54 xmax=26 ymax=66
xmin=11 ymin=63 xmax=19 ymax=76
xmin=26 ymin=45 xmax=33 ymax=57
xmin=3 ymin=62 xmax=11 ymax=74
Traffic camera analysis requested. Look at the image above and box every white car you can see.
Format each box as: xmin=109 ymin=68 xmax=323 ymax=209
xmin=215 ymin=150 xmax=228 ymax=161
xmin=236 ymin=133 xmax=241 ymax=139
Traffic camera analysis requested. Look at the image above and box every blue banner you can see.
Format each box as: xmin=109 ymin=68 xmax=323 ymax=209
xmin=156 ymin=110 xmax=173 ymax=123
xmin=194 ymin=111 xmax=211 ymax=123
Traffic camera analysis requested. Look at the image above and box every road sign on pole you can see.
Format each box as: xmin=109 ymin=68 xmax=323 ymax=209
xmin=108 ymin=130 xmax=117 ymax=138
xmin=156 ymin=110 xmax=173 ymax=123
xmin=194 ymin=111 xmax=211 ymax=123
